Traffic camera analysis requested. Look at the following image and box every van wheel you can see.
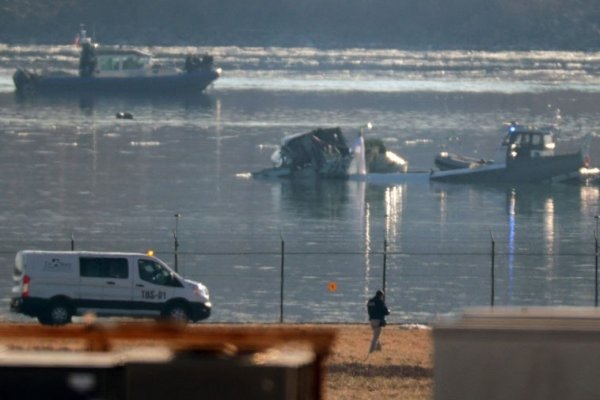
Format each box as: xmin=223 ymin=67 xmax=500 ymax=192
xmin=165 ymin=303 xmax=190 ymax=323
xmin=45 ymin=301 xmax=72 ymax=325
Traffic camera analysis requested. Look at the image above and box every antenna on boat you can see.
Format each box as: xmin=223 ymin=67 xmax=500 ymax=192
xmin=75 ymin=24 xmax=85 ymax=46
xmin=553 ymin=107 xmax=562 ymax=137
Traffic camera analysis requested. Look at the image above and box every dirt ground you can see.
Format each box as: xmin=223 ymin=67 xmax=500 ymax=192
xmin=0 ymin=321 xmax=433 ymax=399
xmin=324 ymin=324 xmax=433 ymax=400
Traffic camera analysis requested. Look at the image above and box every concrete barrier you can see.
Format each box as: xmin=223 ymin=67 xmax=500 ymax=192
xmin=434 ymin=307 xmax=600 ymax=400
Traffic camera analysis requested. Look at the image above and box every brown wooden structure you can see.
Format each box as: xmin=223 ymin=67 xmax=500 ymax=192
xmin=0 ymin=322 xmax=337 ymax=399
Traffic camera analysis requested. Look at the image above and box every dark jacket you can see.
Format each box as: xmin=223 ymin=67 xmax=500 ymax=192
xmin=367 ymin=295 xmax=390 ymax=321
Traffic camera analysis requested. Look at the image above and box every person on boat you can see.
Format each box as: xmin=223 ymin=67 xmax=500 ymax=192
xmin=185 ymin=54 xmax=204 ymax=73
xmin=79 ymin=40 xmax=97 ymax=78
xmin=367 ymin=289 xmax=390 ymax=353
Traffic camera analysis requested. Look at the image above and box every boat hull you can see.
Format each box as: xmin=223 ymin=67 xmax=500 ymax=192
xmin=13 ymin=69 xmax=219 ymax=94
xmin=430 ymin=152 xmax=585 ymax=183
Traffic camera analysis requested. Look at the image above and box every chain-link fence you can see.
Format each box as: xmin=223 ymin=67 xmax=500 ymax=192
xmin=1 ymin=235 xmax=598 ymax=324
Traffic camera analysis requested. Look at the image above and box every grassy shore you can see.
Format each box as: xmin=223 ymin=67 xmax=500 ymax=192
xmin=324 ymin=324 xmax=432 ymax=399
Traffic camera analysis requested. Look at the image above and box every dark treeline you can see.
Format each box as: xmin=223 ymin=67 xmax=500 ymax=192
xmin=0 ymin=0 xmax=598 ymax=50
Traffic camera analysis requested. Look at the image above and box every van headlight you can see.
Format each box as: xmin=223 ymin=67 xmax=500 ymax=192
xmin=194 ymin=284 xmax=209 ymax=300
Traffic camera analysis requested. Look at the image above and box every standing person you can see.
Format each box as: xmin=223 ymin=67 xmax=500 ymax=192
xmin=367 ymin=289 xmax=390 ymax=353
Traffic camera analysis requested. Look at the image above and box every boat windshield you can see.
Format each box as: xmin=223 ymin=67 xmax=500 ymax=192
xmin=511 ymin=132 xmax=554 ymax=150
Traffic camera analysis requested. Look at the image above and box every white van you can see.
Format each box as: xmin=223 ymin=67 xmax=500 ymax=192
xmin=10 ymin=250 xmax=211 ymax=325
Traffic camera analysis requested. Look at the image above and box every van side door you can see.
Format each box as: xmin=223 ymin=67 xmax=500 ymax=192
xmin=79 ymin=257 xmax=132 ymax=310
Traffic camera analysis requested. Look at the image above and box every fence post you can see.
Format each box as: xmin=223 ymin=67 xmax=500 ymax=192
xmin=280 ymin=234 xmax=285 ymax=323
xmin=595 ymin=215 xmax=599 ymax=307
xmin=71 ymin=234 xmax=75 ymax=251
xmin=490 ymin=232 xmax=495 ymax=307
xmin=382 ymin=237 xmax=388 ymax=294
xmin=173 ymin=213 xmax=180 ymax=272
xmin=594 ymin=232 xmax=598 ymax=307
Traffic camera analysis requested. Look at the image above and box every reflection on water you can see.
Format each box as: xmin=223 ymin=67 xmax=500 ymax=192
xmin=544 ymin=198 xmax=556 ymax=259
xmin=384 ymin=185 xmax=405 ymax=246
xmin=579 ymin=185 xmax=600 ymax=218
xmin=360 ymin=183 xmax=407 ymax=297
xmin=360 ymin=182 xmax=372 ymax=299
xmin=426 ymin=181 xmax=600 ymax=308
xmin=277 ymin=179 xmax=351 ymax=219
xmin=13 ymin=91 xmax=215 ymax=112
xmin=507 ymin=188 xmax=516 ymax=303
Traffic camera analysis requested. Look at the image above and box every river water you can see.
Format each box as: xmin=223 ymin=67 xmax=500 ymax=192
xmin=0 ymin=45 xmax=599 ymax=323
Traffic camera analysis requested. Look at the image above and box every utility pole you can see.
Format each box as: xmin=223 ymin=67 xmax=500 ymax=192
xmin=173 ymin=213 xmax=181 ymax=272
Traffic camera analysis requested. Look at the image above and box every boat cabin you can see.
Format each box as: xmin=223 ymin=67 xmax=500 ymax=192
xmin=75 ymin=25 xmax=177 ymax=78
xmin=495 ymin=124 xmax=557 ymax=163
xmin=92 ymin=48 xmax=178 ymax=78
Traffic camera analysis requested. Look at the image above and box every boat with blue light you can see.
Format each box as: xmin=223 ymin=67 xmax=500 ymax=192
xmin=430 ymin=122 xmax=590 ymax=184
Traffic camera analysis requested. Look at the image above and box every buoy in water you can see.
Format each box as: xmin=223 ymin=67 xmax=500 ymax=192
xmin=116 ymin=112 xmax=134 ymax=120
